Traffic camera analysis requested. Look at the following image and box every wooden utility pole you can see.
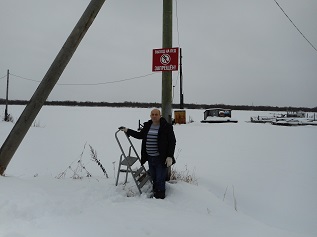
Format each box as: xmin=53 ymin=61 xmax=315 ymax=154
xmin=162 ymin=0 xmax=173 ymax=180
xmin=4 ymin=69 xmax=9 ymax=121
xmin=0 ymin=0 xmax=106 ymax=175
xmin=161 ymin=0 xmax=173 ymax=123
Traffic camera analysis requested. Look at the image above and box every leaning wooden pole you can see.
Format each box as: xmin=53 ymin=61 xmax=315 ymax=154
xmin=0 ymin=0 xmax=106 ymax=175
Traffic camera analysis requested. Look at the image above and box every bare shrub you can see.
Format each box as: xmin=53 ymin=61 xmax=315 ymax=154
xmin=168 ymin=149 xmax=198 ymax=185
xmin=170 ymin=165 xmax=198 ymax=185
xmin=56 ymin=143 xmax=108 ymax=180
xmin=89 ymin=145 xmax=108 ymax=178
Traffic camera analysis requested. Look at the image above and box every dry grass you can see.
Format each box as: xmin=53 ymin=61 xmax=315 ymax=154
xmin=170 ymin=165 xmax=198 ymax=185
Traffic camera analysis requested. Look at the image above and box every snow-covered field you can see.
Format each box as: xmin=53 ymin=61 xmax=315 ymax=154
xmin=0 ymin=105 xmax=316 ymax=237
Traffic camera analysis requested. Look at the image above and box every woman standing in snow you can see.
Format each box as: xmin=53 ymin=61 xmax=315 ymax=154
xmin=120 ymin=108 xmax=176 ymax=199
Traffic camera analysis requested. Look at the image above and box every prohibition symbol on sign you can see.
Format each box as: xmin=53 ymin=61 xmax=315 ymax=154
xmin=160 ymin=54 xmax=171 ymax=65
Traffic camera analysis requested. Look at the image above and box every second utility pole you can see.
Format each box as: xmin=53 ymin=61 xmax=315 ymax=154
xmin=161 ymin=0 xmax=173 ymax=123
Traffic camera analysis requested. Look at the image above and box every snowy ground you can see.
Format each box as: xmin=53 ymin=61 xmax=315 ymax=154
xmin=0 ymin=105 xmax=316 ymax=237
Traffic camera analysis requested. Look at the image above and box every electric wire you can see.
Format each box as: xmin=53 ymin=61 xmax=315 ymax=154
xmin=0 ymin=75 xmax=7 ymax=80
xmin=175 ymin=0 xmax=181 ymax=48
xmin=10 ymin=73 xmax=41 ymax=83
xmin=57 ymin=73 xmax=156 ymax=86
xmin=273 ymin=0 xmax=317 ymax=52
xmin=8 ymin=72 xmax=156 ymax=86
xmin=173 ymin=0 xmax=181 ymax=102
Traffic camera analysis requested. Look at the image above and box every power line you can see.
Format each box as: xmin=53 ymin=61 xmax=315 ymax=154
xmin=57 ymin=73 xmax=156 ymax=86
xmin=10 ymin=73 xmax=41 ymax=83
xmin=9 ymin=72 xmax=156 ymax=86
xmin=175 ymin=0 xmax=181 ymax=48
xmin=0 ymin=75 xmax=7 ymax=80
xmin=273 ymin=0 xmax=317 ymax=52
xmin=173 ymin=0 xmax=181 ymax=101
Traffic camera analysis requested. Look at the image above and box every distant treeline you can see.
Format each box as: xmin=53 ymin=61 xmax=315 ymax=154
xmin=0 ymin=99 xmax=316 ymax=112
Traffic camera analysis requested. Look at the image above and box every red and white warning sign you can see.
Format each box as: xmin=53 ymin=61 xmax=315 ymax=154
xmin=152 ymin=47 xmax=179 ymax=72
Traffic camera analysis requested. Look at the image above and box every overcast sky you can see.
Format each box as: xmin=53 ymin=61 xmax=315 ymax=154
xmin=1 ymin=0 xmax=316 ymax=108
